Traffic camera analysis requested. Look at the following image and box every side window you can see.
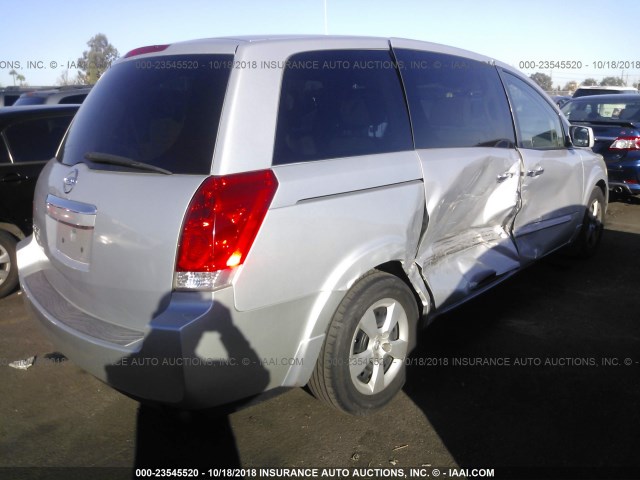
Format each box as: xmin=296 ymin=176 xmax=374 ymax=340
xmin=4 ymin=115 xmax=74 ymax=162
xmin=395 ymin=49 xmax=515 ymax=149
xmin=273 ymin=50 xmax=413 ymax=165
xmin=501 ymin=72 xmax=565 ymax=150
xmin=58 ymin=94 xmax=87 ymax=104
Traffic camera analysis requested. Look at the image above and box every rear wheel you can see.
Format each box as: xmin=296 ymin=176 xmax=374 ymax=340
xmin=0 ymin=232 xmax=18 ymax=298
xmin=309 ymin=270 xmax=418 ymax=415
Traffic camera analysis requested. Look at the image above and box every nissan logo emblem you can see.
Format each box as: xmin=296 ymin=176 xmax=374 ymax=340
xmin=63 ymin=168 xmax=79 ymax=194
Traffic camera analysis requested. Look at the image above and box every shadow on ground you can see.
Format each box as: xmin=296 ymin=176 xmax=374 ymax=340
xmin=106 ymin=302 xmax=270 ymax=469
xmin=404 ymin=228 xmax=640 ymax=476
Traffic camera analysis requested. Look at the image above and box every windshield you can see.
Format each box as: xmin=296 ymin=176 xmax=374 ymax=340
xmin=58 ymin=54 xmax=233 ymax=175
xmin=561 ymin=99 xmax=640 ymax=123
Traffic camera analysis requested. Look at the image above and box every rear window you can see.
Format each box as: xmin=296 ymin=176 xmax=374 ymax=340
xmin=58 ymin=54 xmax=233 ymax=175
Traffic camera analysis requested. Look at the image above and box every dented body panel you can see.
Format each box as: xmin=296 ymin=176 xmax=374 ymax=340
xmin=513 ymin=147 xmax=585 ymax=262
xmin=415 ymin=147 xmax=521 ymax=308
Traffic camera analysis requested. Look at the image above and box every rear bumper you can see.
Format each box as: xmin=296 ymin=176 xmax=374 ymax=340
xmin=20 ymin=269 xmax=269 ymax=408
xmin=18 ymin=236 xmax=334 ymax=409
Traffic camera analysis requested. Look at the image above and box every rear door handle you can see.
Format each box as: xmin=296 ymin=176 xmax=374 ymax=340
xmin=527 ymin=167 xmax=545 ymax=177
xmin=0 ymin=172 xmax=24 ymax=183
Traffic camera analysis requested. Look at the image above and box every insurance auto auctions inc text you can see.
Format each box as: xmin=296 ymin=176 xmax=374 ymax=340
xmin=201 ymin=467 xmax=495 ymax=478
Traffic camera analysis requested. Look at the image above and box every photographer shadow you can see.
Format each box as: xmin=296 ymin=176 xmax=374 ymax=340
xmin=105 ymin=299 xmax=270 ymax=469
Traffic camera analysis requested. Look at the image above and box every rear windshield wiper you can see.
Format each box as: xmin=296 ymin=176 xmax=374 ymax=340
xmin=84 ymin=152 xmax=172 ymax=175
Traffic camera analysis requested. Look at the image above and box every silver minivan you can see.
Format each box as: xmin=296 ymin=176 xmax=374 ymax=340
xmin=18 ymin=36 xmax=607 ymax=415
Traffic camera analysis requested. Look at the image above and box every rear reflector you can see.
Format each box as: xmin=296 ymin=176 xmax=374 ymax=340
xmin=609 ymin=136 xmax=640 ymax=150
xmin=174 ymin=170 xmax=278 ymax=290
xmin=124 ymin=45 xmax=170 ymax=58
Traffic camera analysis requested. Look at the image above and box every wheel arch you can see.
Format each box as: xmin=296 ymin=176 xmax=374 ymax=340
xmin=283 ymin=254 xmax=430 ymax=389
xmin=0 ymin=222 xmax=26 ymax=241
xmin=595 ymin=179 xmax=608 ymax=207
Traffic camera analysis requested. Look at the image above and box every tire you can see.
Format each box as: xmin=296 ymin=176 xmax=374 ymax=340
xmin=568 ymin=187 xmax=605 ymax=258
xmin=0 ymin=231 xmax=18 ymax=298
xmin=308 ymin=270 xmax=418 ymax=415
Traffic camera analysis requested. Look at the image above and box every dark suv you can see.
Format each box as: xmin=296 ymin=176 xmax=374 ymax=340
xmin=562 ymin=94 xmax=640 ymax=196
xmin=0 ymin=105 xmax=78 ymax=297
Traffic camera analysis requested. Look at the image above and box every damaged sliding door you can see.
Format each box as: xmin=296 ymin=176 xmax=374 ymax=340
xmin=413 ymin=147 xmax=522 ymax=309
xmin=393 ymin=44 xmax=522 ymax=309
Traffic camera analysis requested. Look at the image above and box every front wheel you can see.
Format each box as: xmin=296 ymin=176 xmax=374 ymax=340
xmin=568 ymin=187 xmax=605 ymax=258
xmin=308 ymin=270 xmax=418 ymax=415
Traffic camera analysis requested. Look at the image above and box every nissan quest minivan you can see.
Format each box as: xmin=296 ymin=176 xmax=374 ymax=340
xmin=18 ymin=36 xmax=607 ymax=415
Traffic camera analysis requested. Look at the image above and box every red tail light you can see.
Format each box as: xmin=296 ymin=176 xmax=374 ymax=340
xmin=124 ymin=45 xmax=170 ymax=58
xmin=175 ymin=170 xmax=278 ymax=290
xmin=609 ymin=136 xmax=640 ymax=150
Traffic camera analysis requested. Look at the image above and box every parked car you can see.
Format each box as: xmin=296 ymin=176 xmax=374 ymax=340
xmin=552 ymin=95 xmax=571 ymax=108
xmin=573 ymin=86 xmax=639 ymax=98
xmin=562 ymin=94 xmax=640 ymax=196
xmin=0 ymin=105 xmax=79 ymax=297
xmin=13 ymin=86 xmax=92 ymax=106
xmin=18 ymin=36 xmax=607 ymax=415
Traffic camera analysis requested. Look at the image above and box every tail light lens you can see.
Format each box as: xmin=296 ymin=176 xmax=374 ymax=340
xmin=174 ymin=170 xmax=278 ymax=290
xmin=609 ymin=136 xmax=640 ymax=150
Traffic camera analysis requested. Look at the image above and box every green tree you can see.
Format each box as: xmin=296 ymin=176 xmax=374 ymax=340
xmin=634 ymin=81 xmax=640 ymax=90
xmin=582 ymin=78 xmax=598 ymax=86
xmin=77 ymin=33 xmax=119 ymax=85
xmin=15 ymin=74 xmax=26 ymax=86
xmin=600 ymin=76 xmax=626 ymax=86
xmin=563 ymin=80 xmax=578 ymax=92
xmin=9 ymin=69 xmax=17 ymax=86
xmin=529 ymin=72 xmax=553 ymax=91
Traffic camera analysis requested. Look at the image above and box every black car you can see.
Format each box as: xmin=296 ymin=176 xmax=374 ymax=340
xmin=0 ymin=105 xmax=79 ymax=297
xmin=561 ymin=94 xmax=640 ymax=197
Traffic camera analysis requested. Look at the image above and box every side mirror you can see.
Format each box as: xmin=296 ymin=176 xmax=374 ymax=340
xmin=570 ymin=125 xmax=595 ymax=148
